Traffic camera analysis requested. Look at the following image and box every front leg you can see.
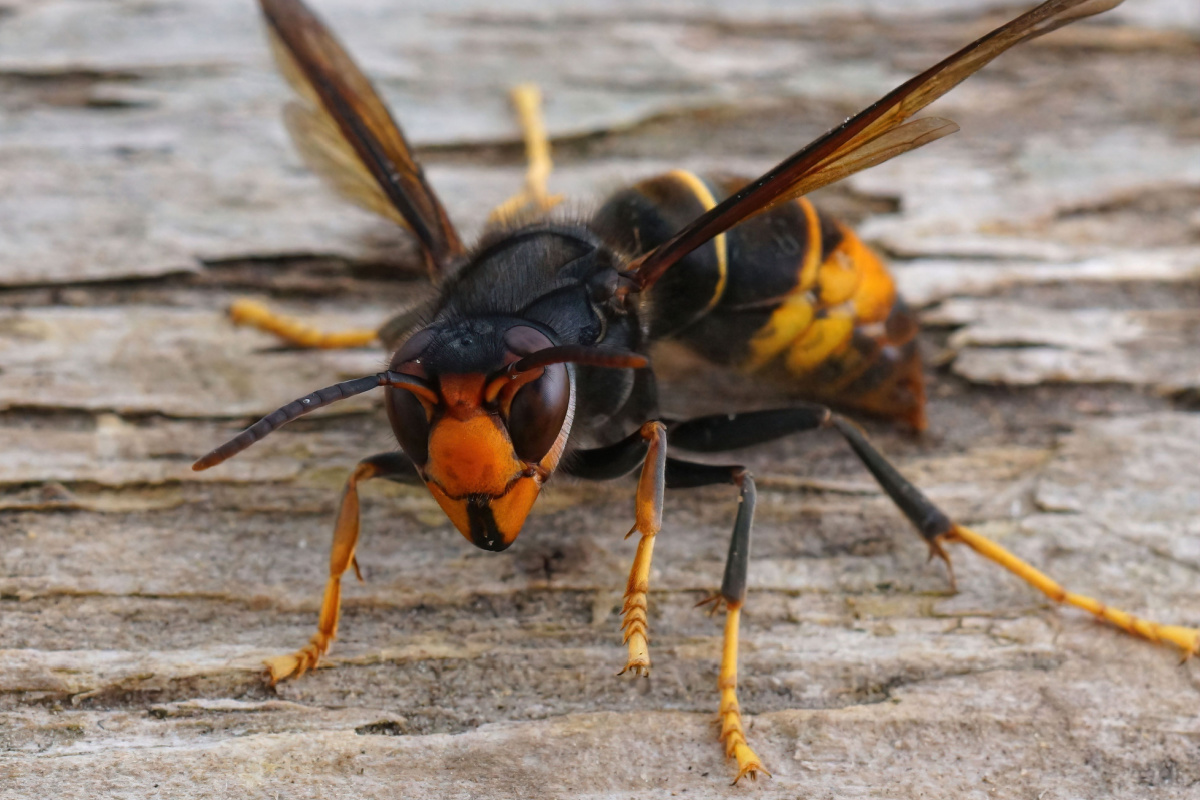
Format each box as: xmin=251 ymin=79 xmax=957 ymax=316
xmin=620 ymin=421 xmax=667 ymax=676
xmin=563 ymin=422 xmax=667 ymax=676
xmin=266 ymin=452 xmax=420 ymax=684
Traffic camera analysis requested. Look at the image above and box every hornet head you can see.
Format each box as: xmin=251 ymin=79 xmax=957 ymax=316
xmin=385 ymin=319 xmax=579 ymax=551
xmin=193 ymin=319 xmax=646 ymax=551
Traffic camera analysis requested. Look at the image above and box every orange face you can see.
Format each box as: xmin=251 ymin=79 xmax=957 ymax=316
xmin=416 ymin=374 xmax=573 ymax=551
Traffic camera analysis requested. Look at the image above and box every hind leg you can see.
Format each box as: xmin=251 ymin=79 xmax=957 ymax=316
xmin=488 ymin=84 xmax=565 ymax=226
xmin=228 ymin=298 xmax=379 ymax=349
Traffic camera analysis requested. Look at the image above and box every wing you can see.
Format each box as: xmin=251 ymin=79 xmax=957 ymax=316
xmin=260 ymin=0 xmax=465 ymax=276
xmin=627 ymin=0 xmax=1124 ymax=292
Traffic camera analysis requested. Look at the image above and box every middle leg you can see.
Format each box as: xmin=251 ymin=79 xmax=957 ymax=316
xmin=669 ymin=458 xmax=768 ymax=784
xmin=564 ymin=430 xmax=769 ymax=781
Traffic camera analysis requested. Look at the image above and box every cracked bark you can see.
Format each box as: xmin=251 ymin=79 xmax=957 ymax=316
xmin=2 ymin=1 xmax=1199 ymax=798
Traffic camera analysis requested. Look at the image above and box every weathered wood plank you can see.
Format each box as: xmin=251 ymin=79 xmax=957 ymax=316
xmin=2 ymin=1 xmax=1199 ymax=797
xmin=929 ymin=299 xmax=1200 ymax=391
xmin=2 ymin=0 xmax=1197 ymax=284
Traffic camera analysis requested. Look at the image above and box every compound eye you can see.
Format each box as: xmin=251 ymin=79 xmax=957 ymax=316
xmin=498 ymin=326 xmax=569 ymax=463
xmin=508 ymin=361 xmax=569 ymax=463
xmin=385 ymin=328 xmax=438 ymax=467
xmin=503 ymin=325 xmax=553 ymax=358
xmin=390 ymin=328 xmax=436 ymax=375
xmin=385 ymin=386 xmax=431 ymax=467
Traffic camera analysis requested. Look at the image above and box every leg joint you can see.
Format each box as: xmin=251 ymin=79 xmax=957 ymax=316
xmin=640 ymin=420 xmax=667 ymax=440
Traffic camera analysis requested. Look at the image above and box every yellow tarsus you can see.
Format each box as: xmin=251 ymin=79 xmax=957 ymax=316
xmin=619 ymin=530 xmax=654 ymax=676
xmin=618 ymin=422 xmax=666 ymax=677
xmin=265 ymin=578 xmax=342 ymax=684
xmin=716 ymin=603 xmax=770 ymax=783
xmin=946 ymin=524 xmax=1200 ymax=658
xmin=229 ymin=298 xmax=377 ymax=349
xmin=266 ymin=461 xmax=377 ymax=685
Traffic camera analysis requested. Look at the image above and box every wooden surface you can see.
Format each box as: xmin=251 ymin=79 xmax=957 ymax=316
xmin=2 ymin=1 xmax=1200 ymax=797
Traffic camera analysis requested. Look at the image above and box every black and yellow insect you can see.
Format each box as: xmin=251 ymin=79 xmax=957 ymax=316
xmin=195 ymin=0 xmax=1198 ymax=782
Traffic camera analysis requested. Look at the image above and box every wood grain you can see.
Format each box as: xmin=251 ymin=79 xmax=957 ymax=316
xmin=2 ymin=1 xmax=1199 ymax=797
